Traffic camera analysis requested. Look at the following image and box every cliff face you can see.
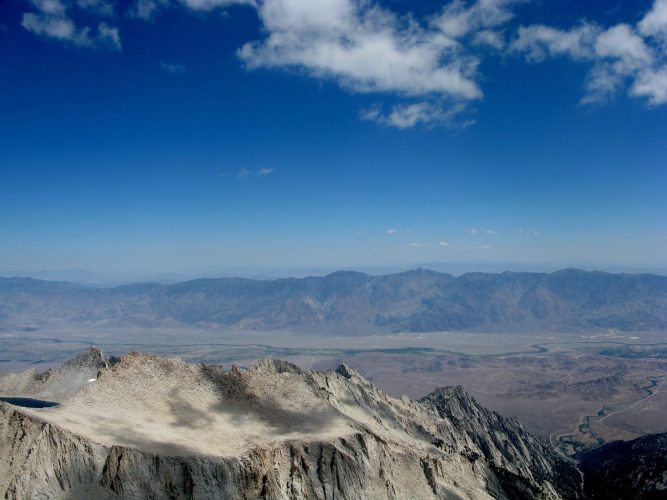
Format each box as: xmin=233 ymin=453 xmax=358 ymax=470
xmin=0 ymin=352 xmax=583 ymax=499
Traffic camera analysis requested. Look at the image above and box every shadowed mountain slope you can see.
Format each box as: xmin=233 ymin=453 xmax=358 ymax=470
xmin=578 ymin=433 xmax=667 ymax=499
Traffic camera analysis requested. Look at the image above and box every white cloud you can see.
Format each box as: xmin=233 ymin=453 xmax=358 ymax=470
xmin=22 ymin=0 xmax=667 ymax=121
xmin=161 ymin=62 xmax=186 ymax=74
xmin=21 ymin=0 xmax=121 ymax=49
xmin=485 ymin=229 xmax=497 ymax=235
xmin=22 ymin=12 xmax=75 ymax=41
xmin=518 ymin=229 xmax=539 ymax=236
xmin=97 ymin=22 xmax=120 ymax=47
xmin=75 ymin=0 xmax=114 ymax=16
xmin=361 ymin=101 xmax=473 ymax=129
xmin=595 ymin=24 xmax=652 ymax=64
xmin=511 ymin=0 xmax=667 ymax=106
xmin=234 ymin=166 xmax=275 ymax=178
xmin=511 ymin=23 xmax=600 ymax=61
xmin=386 ymin=227 xmax=413 ymax=236
xmin=129 ymin=0 xmax=169 ymax=19
xmin=233 ymin=0 xmax=530 ymax=128
xmin=468 ymin=244 xmax=492 ymax=250
xmin=631 ymin=66 xmax=667 ymax=104
xmin=465 ymin=227 xmax=479 ymax=234
xmin=129 ymin=0 xmax=253 ymax=19
xmin=409 ymin=242 xmax=429 ymax=248
xmin=179 ymin=0 xmax=255 ymax=11
xmin=432 ymin=0 xmax=521 ymax=39
xmin=472 ymin=29 xmax=506 ymax=50
xmin=239 ymin=0 xmax=483 ymax=102
xmin=639 ymin=0 xmax=667 ymax=45
xmin=438 ymin=241 xmax=450 ymax=247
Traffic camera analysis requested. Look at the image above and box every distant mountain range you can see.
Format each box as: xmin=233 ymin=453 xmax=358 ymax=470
xmin=1 ymin=269 xmax=666 ymax=333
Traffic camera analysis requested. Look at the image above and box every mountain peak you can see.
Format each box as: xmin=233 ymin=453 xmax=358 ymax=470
xmin=1 ymin=349 xmax=583 ymax=499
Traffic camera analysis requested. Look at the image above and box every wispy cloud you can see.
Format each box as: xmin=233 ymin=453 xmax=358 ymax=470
xmin=518 ymin=229 xmax=540 ymax=236
xmin=234 ymin=167 xmax=275 ymax=179
xmin=128 ymin=0 xmax=169 ymax=20
xmin=485 ymin=229 xmax=498 ymax=235
xmin=21 ymin=0 xmax=121 ymax=50
xmin=180 ymin=0 xmax=255 ymax=12
xmin=469 ymin=244 xmax=492 ymax=250
xmin=386 ymin=228 xmax=413 ymax=236
xmin=511 ymin=0 xmax=667 ymax=105
xmin=160 ymin=61 xmax=185 ymax=74
xmin=438 ymin=241 xmax=450 ymax=247
xmin=465 ymin=228 xmax=480 ymax=235
xmin=473 ymin=29 xmax=507 ymax=50
xmin=75 ymin=0 xmax=114 ymax=16
xmin=361 ymin=102 xmax=473 ymax=130
xmin=408 ymin=242 xmax=429 ymax=248
xmin=129 ymin=0 xmax=253 ymax=20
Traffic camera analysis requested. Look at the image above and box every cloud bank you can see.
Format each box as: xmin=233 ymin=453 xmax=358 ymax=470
xmin=19 ymin=0 xmax=667 ymax=125
xmin=239 ymin=0 xmax=523 ymax=128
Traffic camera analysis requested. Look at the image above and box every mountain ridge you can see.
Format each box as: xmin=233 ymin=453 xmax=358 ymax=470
xmin=0 ymin=348 xmax=584 ymax=499
xmin=1 ymin=268 xmax=666 ymax=333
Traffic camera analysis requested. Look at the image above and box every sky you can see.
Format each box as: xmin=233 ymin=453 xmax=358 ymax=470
xmin=1 ymin=0 xmax=666 ymax=279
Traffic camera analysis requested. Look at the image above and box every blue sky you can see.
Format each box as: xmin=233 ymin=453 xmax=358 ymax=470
xmin=1 ymin=0 xmax=666 ymax=278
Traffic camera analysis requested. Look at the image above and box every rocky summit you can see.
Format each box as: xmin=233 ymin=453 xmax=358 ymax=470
xmin=0 ymin=348 xmax=584 ymax=499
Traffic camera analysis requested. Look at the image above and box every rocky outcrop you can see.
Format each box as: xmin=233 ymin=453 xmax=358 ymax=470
xmin=0 ymin=347 xmax=108 ymax=401
xmin=422 ymin=386 xmax=583 ymax=498
xmin=0 ymin=351 xmax=584 ymax=499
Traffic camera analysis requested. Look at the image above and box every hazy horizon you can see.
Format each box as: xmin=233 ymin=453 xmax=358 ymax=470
xmin=3 ymin=260 xmax=667 ymax=286
xmin=1 ymin=0 xmax=665 ymax=276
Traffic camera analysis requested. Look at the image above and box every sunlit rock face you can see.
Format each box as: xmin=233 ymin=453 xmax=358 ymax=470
xmin=0 ymin=350 xmax=583 ymax=499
